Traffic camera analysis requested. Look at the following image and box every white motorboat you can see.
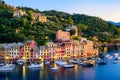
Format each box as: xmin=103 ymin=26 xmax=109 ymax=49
xmin=17 ymin=59 xmax=26 ymax=65
xmin=62 ymin=64 xmax=74 ymax=68
xmin=115 ymin=57 xmax=120 ymax=60
xmin=69 ymin=60 xmax=78 ymax=64
xmin=55 ymin=61 xmax=61 ymax=64
xmin=51 ymin=67 xmax=59 ymax=70
xmin=55 ymin=61 xmax=67 ymax=66
xmin=95 ymin=58 xmax=101 ymax=63
xmin=8 ymin=63 xmax=15 ymax=68
xmin=105 ymin=54 xmax=110 ymax=58
xmin=27 ymin=63 xmax=41 ymax=68
xmin=44 ymin=61 xmax=50 ymax=64
xmin=105 ymin=54 xmax=113 ymax=59
xmin=114 ymin=53 xmax=119 ymax=58
xmin=0 ymin=63 xmax=4 ymax=66
xmin=77 ymin=61 xmax=84 ymax=65
xmin=0 ymin=64 xmax=15 ymax=71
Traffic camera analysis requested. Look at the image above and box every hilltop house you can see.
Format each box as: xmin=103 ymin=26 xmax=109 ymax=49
xmin=13 ymin=10 xmax=27 ymax=18
xmin=32 ymin=13 xmax=47 ymax=22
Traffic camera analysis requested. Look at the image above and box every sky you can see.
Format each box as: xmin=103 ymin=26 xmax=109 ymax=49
xmin=4 ymin=0 xmax=120 ymax=22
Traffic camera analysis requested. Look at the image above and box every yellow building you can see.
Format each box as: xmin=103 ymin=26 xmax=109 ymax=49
xmin=32 ymin=13 xmax=47 ymax=22
xmin=23 ymin=45 xmax=31 ymax=59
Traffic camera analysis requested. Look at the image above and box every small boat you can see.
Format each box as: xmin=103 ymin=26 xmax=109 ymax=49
xmin=27 ymin=63 xmax=41 ymax=68
xmin=114 ymin=53 xmax=119 ymax=57
xmin=108 ymin=56 xmax=113 ymax=59
xmin=98 ymin=61 xmax=107 ymax=65
xmin=62 ymin=64 xmax=74 ymax=68
xmin=8 ymin=63 xmax=15 ymax=67
xmin=105 ymin=54 xmax=113 ymax=59
xmin=55 ymin=61 xmax=67 ymax=66
xmin=95 ymin=58 xmax=101 ymax=63
xmin=113 ymin=61 xmax=119 ymax=64
xmin=0 ymin=63 xmax=4 ymax=66
xmin=82 ymin=63 xmax=94 ymax=67
xmin=51 ymin=67 xmax=59 ymax=70
xmin=77 ymin=60 xmax=84 ymax=65
xmin=44 ymin=61 xmax=50 ymax=65
xmin=115 ymin=57 xmax=120 ymax=60
xmin=0 ymin=64 xmax=15 ymax=71
xmin=68 ymin=60 xmax=78 ymax=64
xmin=17 ymin=59 xmax=26 ymax=65
xmin=82 ymin=60 xmax=95 ymax=67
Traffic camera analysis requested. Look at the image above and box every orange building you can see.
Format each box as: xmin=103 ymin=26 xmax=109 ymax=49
xmin=82 ymin=40 xmax=94 ymax=57
xmin=56 ymin=30 xmax=70 ymax=41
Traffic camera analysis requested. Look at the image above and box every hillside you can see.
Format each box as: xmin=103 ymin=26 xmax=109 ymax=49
xmin=42 ymin=11 xmax=119 ymax=42
xmin=0 ymin=1 xmax=120 ymax=45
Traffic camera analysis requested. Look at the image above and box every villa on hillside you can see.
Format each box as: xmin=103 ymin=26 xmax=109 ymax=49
xmin=13 ymin=10 xmax=27 ymax=18
xmin=32 ymin=13 xmax=47 ymax=22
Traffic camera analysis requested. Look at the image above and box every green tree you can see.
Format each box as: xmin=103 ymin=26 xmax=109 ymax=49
xmin=68 ymin=17 xmax=74 ymax=26
xmin=77 ymin=24 xmax=87 ymax=36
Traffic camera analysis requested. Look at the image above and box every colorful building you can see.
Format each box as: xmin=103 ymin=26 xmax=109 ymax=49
xmin=4 ymin=43 xmax=24 ymax=62
xmin=4 ymin=40 xmax=39 ymax=62
xmin=39 ymin=46 xmax=49 ymax=61
xmin=46 ymin=42 xmax=57 ymax=61
xmin=1 ymin=30 xmax=97 ymax=62
xmin=80 ymin=38 xmax=94 ymax=58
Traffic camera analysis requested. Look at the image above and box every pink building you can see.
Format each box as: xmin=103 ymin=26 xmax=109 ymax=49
xmin=46 ymin=42 xmax=57 ymax=61
xmin=56 ymin=30 xmax=70 ymax=41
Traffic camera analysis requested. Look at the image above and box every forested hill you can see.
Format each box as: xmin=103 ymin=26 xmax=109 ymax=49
xmin=0 ymin=1 xmax=120 ymax=45
xmin=42 ymin=10 xmax=120 ymax=42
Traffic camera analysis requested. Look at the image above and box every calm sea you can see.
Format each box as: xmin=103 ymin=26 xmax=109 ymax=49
xmin=0 ymin=47 xmax=120 ymax=80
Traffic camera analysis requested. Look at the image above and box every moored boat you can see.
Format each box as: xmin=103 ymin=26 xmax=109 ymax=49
xmin=0 ymin=63 xmax=4 ymax=66
xmin=62 ymin=64 xmax=74 ymax=68
xmin=82 ymin=60 xmax=95 ymax=67
xmin=82 ymin=63 xmax=94 ymax=67
xmin=17 ymin=59 xmax=26 ymax=65
xmin=113 ymin=61 xmax=119 ymax=64
xmin=55 ymin=61 xmax=67 ymax=66
xmin=44 ymin=61 xmax=50 ymax=65
xmin=114 ymin=53 xmax=119 ymax=58
xmin=51 ymin=67 xmax=59 ymax=70
xmin=95 ymin=58 xmax=101 ymax=63
xmin=98 ymin=60 xmax=107 ymax=65
xmin=27 ymin=63 xmax=41 ymax=68
xmin=115 ymin=57 xmax=120 ymax=60
xmin=0 ymin=64 xmax=15 ymax=71
xmin=105 ymin=54 xmax=113 ymax=59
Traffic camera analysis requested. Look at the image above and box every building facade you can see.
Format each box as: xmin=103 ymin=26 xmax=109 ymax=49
xmin=56 ymin=30 xmax=70 ymax=41
xmin=1 ymin=30 xmax=97 ymax=62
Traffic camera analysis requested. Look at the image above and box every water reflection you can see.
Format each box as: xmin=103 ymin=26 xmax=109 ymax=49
xmin=22 ymin=66 xmax=26 ymax=80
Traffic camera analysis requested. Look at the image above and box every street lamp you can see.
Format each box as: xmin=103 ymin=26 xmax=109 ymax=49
xmin=22 ymin=56 xmax=26 ymax=60
xmin=5 ymin=56 xmax=9 ymax=60
xmin=5 ymin=55 xmax=9 ymax=63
